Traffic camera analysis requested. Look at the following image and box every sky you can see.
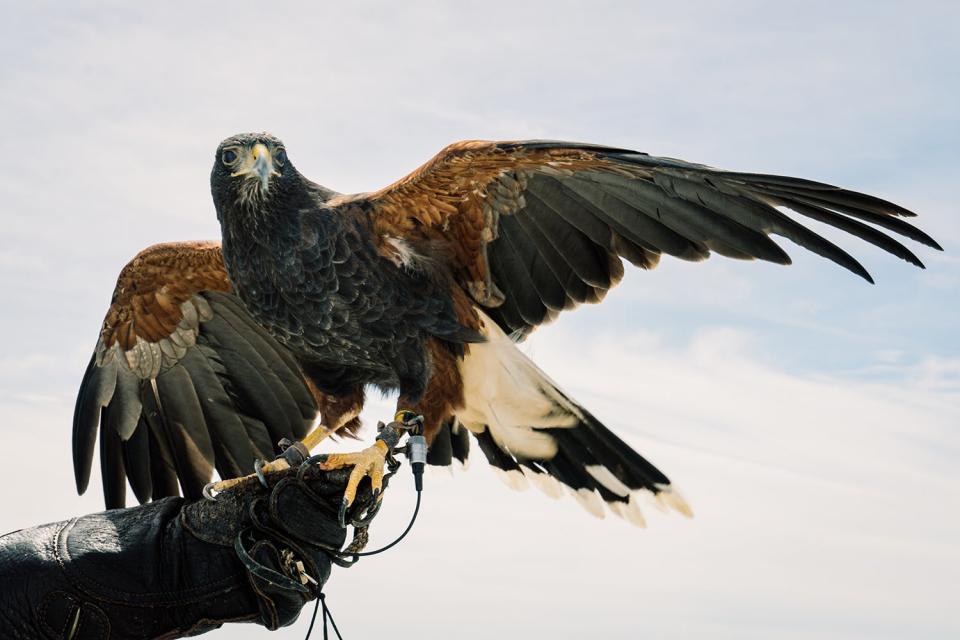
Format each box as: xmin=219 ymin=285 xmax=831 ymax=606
xmin=0 ymin=1 xmax=958 ymax=638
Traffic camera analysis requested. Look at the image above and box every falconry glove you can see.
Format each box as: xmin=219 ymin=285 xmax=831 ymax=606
xmin=0 ymin=465 xmax=384 ymax=639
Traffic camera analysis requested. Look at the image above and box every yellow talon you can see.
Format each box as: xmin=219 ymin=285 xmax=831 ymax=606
xmin=319 ymin=440 xmax=390 ymax=509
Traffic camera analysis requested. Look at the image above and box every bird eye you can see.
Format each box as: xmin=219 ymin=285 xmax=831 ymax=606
xmin=221 ymin=148 xmax=239 ymax=165
xmin=275 ymin=148 xmax=287 ymax=166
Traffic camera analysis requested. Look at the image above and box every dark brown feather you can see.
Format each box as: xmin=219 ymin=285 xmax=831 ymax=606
xmin=342 ymin=139 xmax=935 ymax=338
xmin=73 ymin=242 xmax=320 ymax=508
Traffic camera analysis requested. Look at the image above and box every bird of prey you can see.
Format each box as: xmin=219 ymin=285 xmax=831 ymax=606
xmin=75 ymin=134 xmax=940 ymax=524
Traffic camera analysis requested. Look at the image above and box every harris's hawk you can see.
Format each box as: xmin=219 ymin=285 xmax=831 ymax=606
xmin=75 ymin=135 xmax=940 ymax=524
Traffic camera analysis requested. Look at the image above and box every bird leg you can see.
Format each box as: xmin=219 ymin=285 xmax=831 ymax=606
xmin=202 ymin=424 xmax=335 ymax=497
xmin=202 ymin=392 xmax=364 ymax=499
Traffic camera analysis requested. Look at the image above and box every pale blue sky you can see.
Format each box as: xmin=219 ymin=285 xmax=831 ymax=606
xmin=0 ymin=2 xmax=957 ymax=638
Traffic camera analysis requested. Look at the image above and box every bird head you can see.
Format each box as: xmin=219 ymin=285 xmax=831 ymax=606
xmin=210 ymin=132 xmax=292 ymax=214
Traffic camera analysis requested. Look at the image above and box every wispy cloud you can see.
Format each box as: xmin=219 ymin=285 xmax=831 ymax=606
xmin=0 ymin=2 xmax=957 ymax=638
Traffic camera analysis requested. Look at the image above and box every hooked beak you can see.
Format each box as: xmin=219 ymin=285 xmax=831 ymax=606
xmin=232 ymin=143 xmax=278 ymax=191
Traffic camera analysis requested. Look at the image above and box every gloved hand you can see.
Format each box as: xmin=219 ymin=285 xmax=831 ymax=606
xmin=0 ymin=461 xmax=387 ymax=639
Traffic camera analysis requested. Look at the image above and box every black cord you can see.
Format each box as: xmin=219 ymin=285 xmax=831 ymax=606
xmin=349 ymin=488 xmax=421 ymax=558
xmin=325 ymin=598 xmax=344 ymax=639
xmin=305 ymin=592 xmax=343 ymax=640
xmin=304 ymin=465 xmax=424 ymax=639
xmin=305 ymin=596 xmax=321 ymax=640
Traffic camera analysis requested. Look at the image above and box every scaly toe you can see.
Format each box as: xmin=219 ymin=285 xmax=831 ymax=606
xmin=201 ymin=458 xmax=291 ymax=500
xmin=318 ymin=442 xmax=389 ymax=526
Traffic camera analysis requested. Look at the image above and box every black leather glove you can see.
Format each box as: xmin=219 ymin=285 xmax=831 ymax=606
xmin=0 ymin=463 xmax=385 ymax=639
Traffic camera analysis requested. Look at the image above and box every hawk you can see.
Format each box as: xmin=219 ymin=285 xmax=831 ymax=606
xmin=75 ymin=135 xmax=939 ymax=524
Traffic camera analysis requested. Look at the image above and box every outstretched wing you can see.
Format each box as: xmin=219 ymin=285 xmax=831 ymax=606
xmin=73 ymin=242 xmax=318 ymax=508
xmin=344 ymin=140 xmax=940 ymax=339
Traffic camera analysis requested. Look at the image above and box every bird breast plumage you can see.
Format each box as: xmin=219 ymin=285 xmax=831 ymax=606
xmin=220 ymin=208 xmax=470 ymax=393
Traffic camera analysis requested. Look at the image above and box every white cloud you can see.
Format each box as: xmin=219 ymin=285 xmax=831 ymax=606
xmin=0 ymin=2 xmax=957 ymax=638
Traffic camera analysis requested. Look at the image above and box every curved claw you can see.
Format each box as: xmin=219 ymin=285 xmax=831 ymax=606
xmin=254 ymin=459 xmax=269 ymax=489
xmin=320 ymin=441 xmax=389 ymax=527
xmin=202 ymin=482 xmax=219 ymax=501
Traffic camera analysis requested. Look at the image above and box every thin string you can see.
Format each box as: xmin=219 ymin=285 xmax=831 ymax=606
xmin=305 ymin=592 xmax=344 ymax=640
xmin=305 ymin=488 xmax=422 ymax=638
xmin=304 ymin=433 xmax=425 ymax=639
xmin=325 ymin=597 xmax=344 ymax=639
xmin=348 ymin=489 xmax=421 ymax=558
xmin=305 ymin=597 xmax=320 ymax=639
